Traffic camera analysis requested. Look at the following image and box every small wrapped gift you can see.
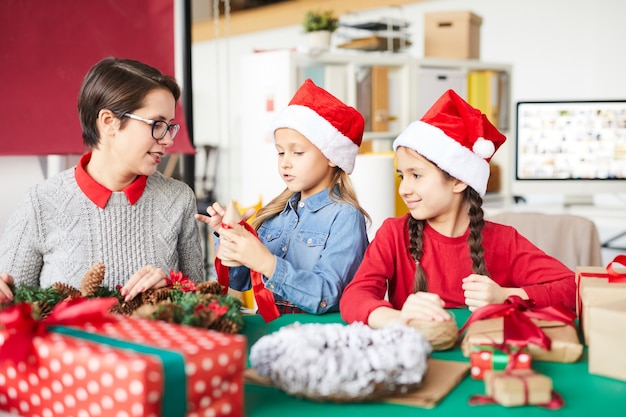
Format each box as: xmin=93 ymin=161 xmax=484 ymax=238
xmin=483 ymin=369 xmax=553 ymax=407
xmin=469 ymin=343 xmax=532 ymax=379
xmin=460 ymin=296 xmax=582 ymax=363
xmin=0 ymin=299 xmax=246 ymax=417
xmin=576 ymin=255 xmax=626 ymax=345
xmin=587 ymin=300 xmax=626 ymax=381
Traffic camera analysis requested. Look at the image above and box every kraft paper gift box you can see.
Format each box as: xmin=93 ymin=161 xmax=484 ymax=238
xmin=461 ymin=316 xmax=582 ymax=363
xmin=483 ymin=369 xmax=553 ymax=407
xmin=469 ymin=344 xmax=532 ymax=380
xmin=587 ymin=300 xmax=626 ymax=382
xmin=0 ymin=303 xmax=246 ymax=417
xmin=576 ymin=264 xmax=626 ymax=345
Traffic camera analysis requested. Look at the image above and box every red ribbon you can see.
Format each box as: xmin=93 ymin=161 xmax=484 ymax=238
xmin=0 ymin=297 xmax=118 ymax=364
xmin=215 ymin=221 xmax=280 ymax=323
xmin=459 ymin=296 xmax=576 ymax=351
xmin=469 ymin=388 xmax=565 ymax=409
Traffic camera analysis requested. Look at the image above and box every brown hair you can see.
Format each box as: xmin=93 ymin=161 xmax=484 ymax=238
xmin=78 ymin=57 xmax=181 ymax=149
xmin=251 ymin=167 xmax=371 ymax=230
xmin=407 ymin=166 xmax=489 ymax=293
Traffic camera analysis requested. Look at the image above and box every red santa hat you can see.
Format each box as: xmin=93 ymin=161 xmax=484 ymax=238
xmin=392 ymin=89 xmax=506 ymax=197
xmin=270 ymin=79 xmax=364 ymax=174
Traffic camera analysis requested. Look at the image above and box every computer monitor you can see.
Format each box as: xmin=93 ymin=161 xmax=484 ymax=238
xmin=512 ymin=100 xmax=626 ymax=206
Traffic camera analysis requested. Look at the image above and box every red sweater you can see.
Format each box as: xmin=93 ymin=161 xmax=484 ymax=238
xmin=340 ymin=215 xmax=576 ymax=324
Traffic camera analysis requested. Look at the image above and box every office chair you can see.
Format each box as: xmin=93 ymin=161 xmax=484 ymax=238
xmin=487 ymin=212 xmax=603 ymax=271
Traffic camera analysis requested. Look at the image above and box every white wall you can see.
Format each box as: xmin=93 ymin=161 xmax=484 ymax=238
xmin=191 ymin=0 xmax=626 ymax=206
xmin=4 ymin=0 xmax=626 ymax=231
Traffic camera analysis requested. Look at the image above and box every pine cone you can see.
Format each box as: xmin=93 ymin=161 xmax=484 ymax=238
xmin=80 ymin=262 xmax=106 ymax=296
xmin=193 ymin=308 xmax=217 ymax=328
xmin=33 ymin=301 xmax=54 ymax=320
xmin=113 ymin=296 xmax=143 ymax=316
xmin=141 ymin=287 xmax=172 ymax=305
xmin=195 ymin=280 xmax=224 ymax=295
xmin=131 ymin=304 xmax=159 ymax=320
xmin=150 ymin=302 xmax=184 ymax=323
xmin=210 ymin=318 xmax=241 ymax=334
xmin=52 ymin=282 xmax=81 ymax=299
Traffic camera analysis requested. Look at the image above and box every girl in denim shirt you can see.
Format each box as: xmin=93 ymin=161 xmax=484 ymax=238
xmin=197 ymin=79 xmax=370 ymax=315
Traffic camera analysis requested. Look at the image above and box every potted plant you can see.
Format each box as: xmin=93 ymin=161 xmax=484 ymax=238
xmin=302 ymin=9 xmax=339 ymax=49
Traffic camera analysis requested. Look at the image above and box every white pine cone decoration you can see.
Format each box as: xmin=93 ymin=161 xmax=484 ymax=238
xmin=250 ymin=322 xmax=431 ymax=402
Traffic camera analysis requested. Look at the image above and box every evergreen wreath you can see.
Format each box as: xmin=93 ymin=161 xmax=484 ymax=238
xmin=0 ymin=262 xmax=244 ymax=334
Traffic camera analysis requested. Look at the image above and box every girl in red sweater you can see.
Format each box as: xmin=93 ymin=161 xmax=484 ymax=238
xmin=340 ymin=90 xmax=575 ymax=328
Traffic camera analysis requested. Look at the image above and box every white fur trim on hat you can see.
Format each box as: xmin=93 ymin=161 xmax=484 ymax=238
xmin=393 ymin=121 xmax=490 ymax=196
xmin=271 ymin=104 xmax=359 ymax=174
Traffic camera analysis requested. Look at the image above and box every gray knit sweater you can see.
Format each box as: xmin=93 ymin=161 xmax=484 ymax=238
xmin=0 ymin=168 xmax=204 ymax=290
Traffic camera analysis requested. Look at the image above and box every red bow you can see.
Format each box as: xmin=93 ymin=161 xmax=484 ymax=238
xmin=459 ymin=296 xmax=576 ymax=351
xmin=0 ymin=297 xmax=118 ymax=364
xmin=215 ymin=221 xmax=280 ymax=323
xmin=606 ymin=254 xmax=626 ymax=282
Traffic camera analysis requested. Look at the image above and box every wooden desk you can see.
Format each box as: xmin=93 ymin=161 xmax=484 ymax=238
xmin=241 ymin=310 xmax=626 ymax=417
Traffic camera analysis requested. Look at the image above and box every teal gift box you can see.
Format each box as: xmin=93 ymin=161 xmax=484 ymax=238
xmin=0 ymin=312 xmax=246 ymax=417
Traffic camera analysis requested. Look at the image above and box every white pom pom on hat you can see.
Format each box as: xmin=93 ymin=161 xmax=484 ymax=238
xmin=270 ymin=79 xmax=365 ymax=175
xmin=392 ymin=89 xmax=506 ymax=197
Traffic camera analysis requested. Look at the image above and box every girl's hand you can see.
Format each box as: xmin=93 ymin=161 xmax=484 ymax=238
xmin=400 ymin=292 xmax=451 ymax=322
xmin=195 ymin=202 xmax=257 ymax=237
xmin=121 ymin=265 xmax=168 ymax=301
xmin=462 ymin=274 xmax=530 ymax=311
xmin=195 ymin=202 xmax=227 ymax=234
xmin=217 ymin=223 xmax=276 ymax=277
xmin=0 ymin=272 xmax=14 ymax=301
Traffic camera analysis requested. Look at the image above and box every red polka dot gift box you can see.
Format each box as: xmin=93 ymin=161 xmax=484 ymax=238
xmin=0 ymin=298 xmax=246 ymax=417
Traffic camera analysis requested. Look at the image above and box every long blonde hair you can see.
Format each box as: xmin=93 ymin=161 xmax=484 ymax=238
xmin=251 ymin=167 xmax=371 ymax=230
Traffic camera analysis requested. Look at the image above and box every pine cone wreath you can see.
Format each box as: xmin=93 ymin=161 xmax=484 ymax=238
xmin=80 ymin=262 xmax=105 ymax=297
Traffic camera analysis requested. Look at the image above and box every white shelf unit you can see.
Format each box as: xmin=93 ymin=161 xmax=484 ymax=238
xmin=237 ymin=50 xmax=513 ymax=208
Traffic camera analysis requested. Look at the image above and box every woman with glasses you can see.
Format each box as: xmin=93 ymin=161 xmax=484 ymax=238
xmin=0 ymin=57 xmax=204 ymax=302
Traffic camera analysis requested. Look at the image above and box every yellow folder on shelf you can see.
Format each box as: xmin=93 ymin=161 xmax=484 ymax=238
xmin=467 ymin=70 xmax=501 ymax=128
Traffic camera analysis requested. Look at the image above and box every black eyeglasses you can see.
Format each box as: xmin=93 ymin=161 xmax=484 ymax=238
xmin=124 ymin=113 xmax=180 ymax=141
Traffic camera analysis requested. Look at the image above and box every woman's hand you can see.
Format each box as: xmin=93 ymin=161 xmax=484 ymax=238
xmin=121 ymin=265 xmax=168 ymax=301
xmin=400 ymin=292 xmax=452 ymax=322
xmin=0 ymin=272 xmax=14 ymax=301
xmin=462 ymin=274 xmax=528 ymax=311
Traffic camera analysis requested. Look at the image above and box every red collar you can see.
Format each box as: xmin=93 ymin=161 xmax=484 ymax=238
xmin=75 ymin=153 xmax=147 ymax=208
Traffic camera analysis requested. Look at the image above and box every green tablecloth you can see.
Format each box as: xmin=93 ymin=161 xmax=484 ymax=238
xmin=241 ymin=309 xmax=626 ymax=417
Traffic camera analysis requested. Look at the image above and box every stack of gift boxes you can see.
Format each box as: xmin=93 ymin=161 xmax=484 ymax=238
xmin=576 ymin=255 xmax=626 ymax=382
xmin=459 ymin=295 xmax=582 ymax=408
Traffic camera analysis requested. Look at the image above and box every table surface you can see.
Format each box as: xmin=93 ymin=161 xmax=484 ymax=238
xmin=241 ymin=309 xmax=626 ymax=417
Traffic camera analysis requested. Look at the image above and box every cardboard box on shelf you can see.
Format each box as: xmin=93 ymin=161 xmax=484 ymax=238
xmin=424 ymin=11 xmax=482 ymax=60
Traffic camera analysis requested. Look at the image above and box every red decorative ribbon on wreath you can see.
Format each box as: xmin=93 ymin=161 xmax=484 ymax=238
xmin=215 ymin=220 xmax=280 ymax=323
xmin=0 ymin=297 xmax=118 ymax=364
xmin=459 ymin=295 xmax=577 ymax=351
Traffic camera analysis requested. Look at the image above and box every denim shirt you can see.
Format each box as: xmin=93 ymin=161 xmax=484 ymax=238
xmin=227 ymin=187 xmax=369 ymax=314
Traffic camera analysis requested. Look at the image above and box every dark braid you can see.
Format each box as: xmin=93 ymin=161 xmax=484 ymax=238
xmin=407 ymin=187 xmax=489 ymax=294
xmin=466 ymin=188 xmax=490 ymax=276
xmin=407 ymin=216 xmax=428 ymax=293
